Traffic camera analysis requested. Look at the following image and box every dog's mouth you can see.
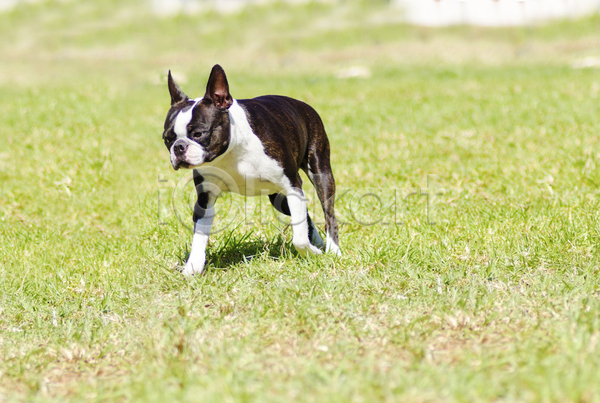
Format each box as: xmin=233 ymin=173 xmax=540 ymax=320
xmin=171 ymin=159 xmax=191 ymax=171
xmin=172 ymin=155 xmax=204 ymax=171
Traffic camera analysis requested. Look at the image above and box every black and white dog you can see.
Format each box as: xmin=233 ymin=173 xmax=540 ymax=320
xmin=162 ymin=65 xmax=341 ymax=275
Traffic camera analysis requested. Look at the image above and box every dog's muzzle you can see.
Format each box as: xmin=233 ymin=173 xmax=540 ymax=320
xmin=170 ymin=138 xmax=205 ymax=170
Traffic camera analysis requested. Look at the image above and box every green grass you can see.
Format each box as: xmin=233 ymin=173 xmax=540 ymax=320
xmin=1 ymin=0 xmax=600 ymax=401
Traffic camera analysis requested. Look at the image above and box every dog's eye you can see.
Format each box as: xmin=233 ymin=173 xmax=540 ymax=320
xmin=163 ymin=131 xmax=175 ymax=145
xmin=192 ymin=130 xmax=209 ymax=139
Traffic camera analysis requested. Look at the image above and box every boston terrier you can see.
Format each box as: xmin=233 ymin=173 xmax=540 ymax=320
xmin=163 ymin=64 xmax=341 ymax=275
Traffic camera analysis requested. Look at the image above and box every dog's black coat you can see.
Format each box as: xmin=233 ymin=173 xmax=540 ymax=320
xmin=162 ymin=65 xmax=340 ymax=274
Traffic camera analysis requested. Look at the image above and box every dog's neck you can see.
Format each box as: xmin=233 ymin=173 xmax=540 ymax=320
xmin=218 ymin=99 xmax=248 ymax=158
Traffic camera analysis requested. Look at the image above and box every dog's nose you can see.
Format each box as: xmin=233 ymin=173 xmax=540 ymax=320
xmin=173 ymin=143 xmax=186 ymax=156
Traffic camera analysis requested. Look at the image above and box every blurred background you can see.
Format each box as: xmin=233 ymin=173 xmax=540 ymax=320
xmin=146 ymin=0 xmax=600 ymax=25
xmin=1 ymin=0 xmax=600 ymax=89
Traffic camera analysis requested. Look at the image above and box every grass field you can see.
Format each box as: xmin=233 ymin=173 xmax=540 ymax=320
xmin=1 ymin=0 xmax=600 ymax=401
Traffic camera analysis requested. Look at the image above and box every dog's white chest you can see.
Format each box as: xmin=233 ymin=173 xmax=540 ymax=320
xmin=199 ymin=100 xmax=290 ymax=196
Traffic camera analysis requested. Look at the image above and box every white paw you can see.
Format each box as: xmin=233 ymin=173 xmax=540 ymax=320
xmin=181 ymin=260 xmax=205 ymax=276
xmin=325 ymin=233 xmax=341 ymax=256
xmin=309 ymin=244 xmax=323 ymax=255
xmin=327 ymin=245 xmax=342 ymax=256
xmin=294 ymin=241 xmax=323 ymax=257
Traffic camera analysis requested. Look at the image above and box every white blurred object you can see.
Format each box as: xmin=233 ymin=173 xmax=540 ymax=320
xmin=392 ymin=0 xmax=600 ymax=26
xmin=335 ymin=66 xmax=372 ymax=79
xmin=151 ymin=0 xmax=202 ymax=15
xmin=3 ymin=0 xmax=599 ymax=24
xmin=152 ymin=0 xmax=600 ymax=22
xmin=0 ymin=0 xmax=41 ymax=12
xmin=571 ymin=56 xmax=600 ymax=69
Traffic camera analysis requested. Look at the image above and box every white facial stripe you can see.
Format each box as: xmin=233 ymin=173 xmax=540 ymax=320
xmin=174 ymin=97 xmax=203 ymax=138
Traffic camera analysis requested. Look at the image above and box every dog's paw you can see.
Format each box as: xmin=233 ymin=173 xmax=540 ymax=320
xmin=294 ymin=241 xmax=323 ymax=257
xmin=325 ymin=242 xmax=342 ymax=256
xmin=309 ymin=244 xmax=323 ymax=255
xmin=325 ymin=234 xmax=341 ymax=256
xmin=181 ymin=261 xmax=205 ymax=276
xmin=329 ymin=247 xmax=342 ymax=256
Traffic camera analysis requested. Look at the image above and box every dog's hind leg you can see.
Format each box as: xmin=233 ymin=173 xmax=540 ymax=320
xmin=286 ymin=187 xmax=322 ymax=256
xmin=269 ymin=193 xmax=325 ymax=249
xmin=304 ymin=155 xmax=341 ymax=256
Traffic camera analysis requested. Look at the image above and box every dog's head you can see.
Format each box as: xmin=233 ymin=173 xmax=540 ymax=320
xmin=163 ymin=64 xmax=234 ymax=170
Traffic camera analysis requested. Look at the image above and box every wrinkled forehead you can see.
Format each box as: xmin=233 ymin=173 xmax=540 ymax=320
xmin=164 ymin=97 xmax=204 ymax=135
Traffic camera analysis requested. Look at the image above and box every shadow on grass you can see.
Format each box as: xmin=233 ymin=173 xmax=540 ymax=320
xmin=175 ymin=230 xmax=292 ymax=272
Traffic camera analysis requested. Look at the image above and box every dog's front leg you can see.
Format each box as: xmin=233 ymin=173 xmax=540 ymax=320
xmin=182 ymin=174 xmax=218 ymax=275
xmin=182 ymin=202 xmax=214 ymax=276
xmin=286 ymin=188 xmax=323 ymax=256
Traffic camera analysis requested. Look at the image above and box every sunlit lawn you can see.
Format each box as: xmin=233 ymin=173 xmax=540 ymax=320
xmin=1 ymin=1 xmax=600 ymax=401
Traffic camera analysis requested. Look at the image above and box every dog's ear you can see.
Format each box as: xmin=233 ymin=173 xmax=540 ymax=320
xmin=168 ymin=70 xmax=188 ymax=106
xmin=205 ymin=64 xmax=233 ymax=110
